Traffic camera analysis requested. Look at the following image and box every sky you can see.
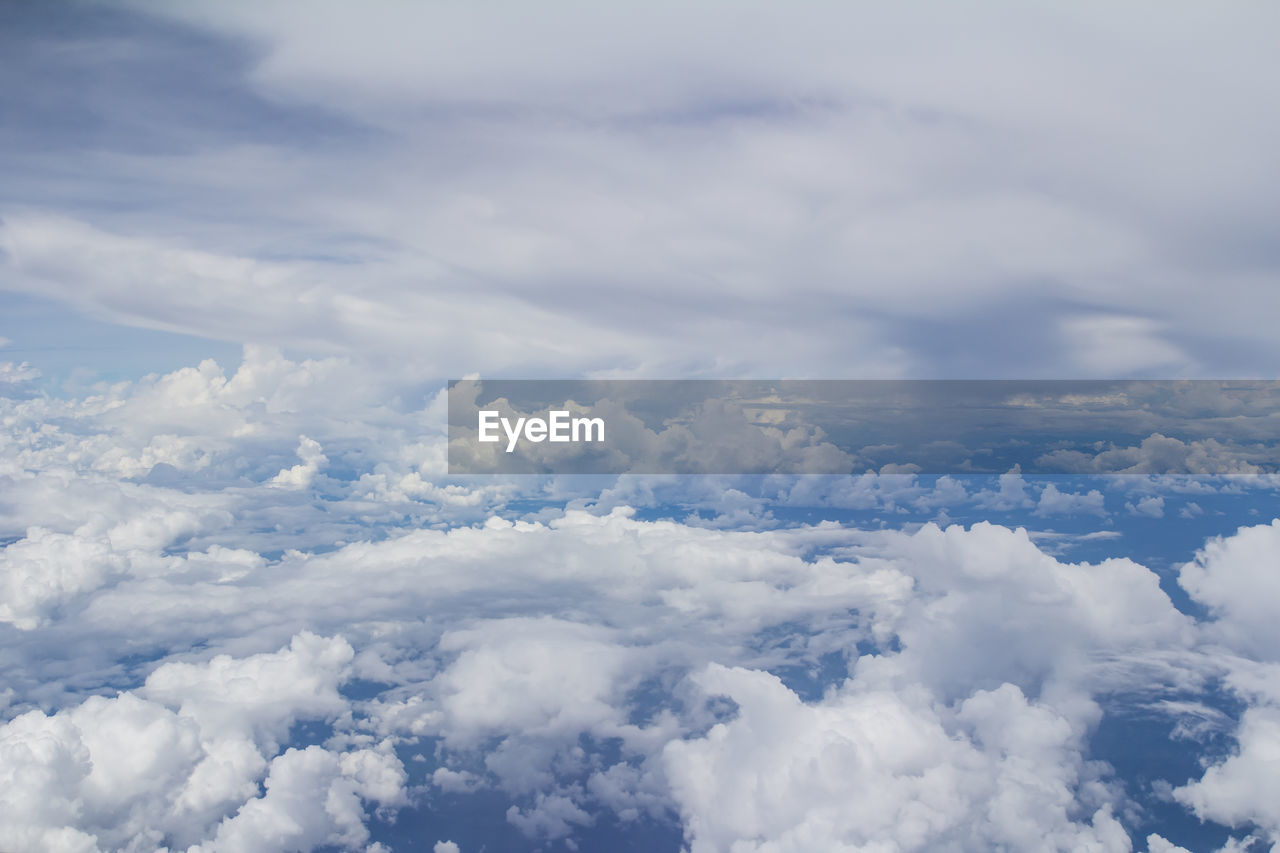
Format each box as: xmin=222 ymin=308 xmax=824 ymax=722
xmin=3 ymin=2 xmax=1280 ymax=852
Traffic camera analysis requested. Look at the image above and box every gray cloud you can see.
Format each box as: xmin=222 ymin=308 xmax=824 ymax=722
xmin=3 ymin=2 xmax=1279 ymax=377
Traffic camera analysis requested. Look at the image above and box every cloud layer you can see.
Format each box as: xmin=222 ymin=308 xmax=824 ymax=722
xmin=1 ymin=353 xmax=1279 ymax=850
xmin=4 ymin=2 xmax=1280 ymax=377
xmin=5 ymin=3 xmax=1280 ymax=850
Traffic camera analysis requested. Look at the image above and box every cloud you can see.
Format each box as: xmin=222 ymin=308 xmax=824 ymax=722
xmin=1179 ymin=520 xmax=1280 ymax=659
xmin=191 ymin=743 xmax=405 ymax=853
xmin=6 ymin=4 xmax=1280 ymax=377
xmin=0 ymin=507 xmax=229 ymax=630
xmin=0 ymin=467 xmax=1267 ymax=850
xmin=1035 ymin=482 xmax=1107 ymax=516
xmin=5 ymin=3 xmax=1280 ymax=848
xmin=269 ymin=435 xmax=328 ymax=489
xmin=1173 ymin=704 xmax=1280 ymax=844
xmin=1039 ymin=435 xmax=1271 ymax=476
xmin=431 ymin=767 xmax=480 ymax=794
xmin=1126 ymin=495 xmax=1166 ymax=518
xmin=1060 ymin=316 xmax=1188 ymax=376
xmin=3 ymin=354 xmax=1279 ymax=848
xmin=663 ymin=665 xmax=1129 ymax=852
xmin=0 ymin=360 xmax=40 ymax=384
xmin=505 ymin=792 xmax=593 ymax=842
xmin=972 ymin=469 xmax=1034 ymax=511
xmin=0 ymin=632 xmax=405 ymax=853
xmin=1172 ymin=522 xmax=1280 ymax=849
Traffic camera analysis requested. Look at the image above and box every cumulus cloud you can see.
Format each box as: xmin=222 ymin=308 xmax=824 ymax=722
xmin=0 ymin=632 xmax=405 ymax=853
xmin=191 ymin=743 xmax=405 ymax=853
xmin=972 ymin=469 xmax=1034 ymax=511
xmin=664 ymin=665 xmax=1129 ymax=852
xmin=0 ymin=507 xmax=228 ymax=630
xmin=1039 ymin=435 xmax=1269 ymax=476
xmin=269 ymin=435 xmax=328 ymax=489
xmin=1 ymin=346 xmax=1240 ymax=848
xmin=1035 ymin=482 xmax=1107 ymax=517
xmin=1173 ymin=704 xmax=1280 ymax=844
xmin=1 ymin=458 xmax=1274 ymax=849
xmin=1179 ymin=520 xmax=1280 ymax=659
xmin=6 ymin=348 xmax=1280 ymax=849
xmin=1171 ymin=522 xmax=1280 ymax=849
xmin=1126 ymin=495 xmax=1166 ymax=518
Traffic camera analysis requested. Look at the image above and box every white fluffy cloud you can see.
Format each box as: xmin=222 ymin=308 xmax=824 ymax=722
xmin=0 ymin=632 xmax=404 ymax=853
xmin=0 ymin=506 xmax=231 ymax=630
xmin=1035 ymin=482 xmax=1107 ymax=517
xmin=1127 ymin=495 xmax=1166 ymax=518
xmin=1179 ymin=520 xmax=1280 ymax=659
xmin=1174 ymin=703 xmax=1280 ymax=845
xmin=269 ymin=435 xmax=328 ymax=489
xmin=190 ymin=743 xmax=405 ymax=853
xmin=1172 ymin=522 xmax=1280 ymax=848
xmin=3 ymin=354 xmax=1280 ymax=850
xmin=664 ymin=666 xmax=1129 ymax=852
